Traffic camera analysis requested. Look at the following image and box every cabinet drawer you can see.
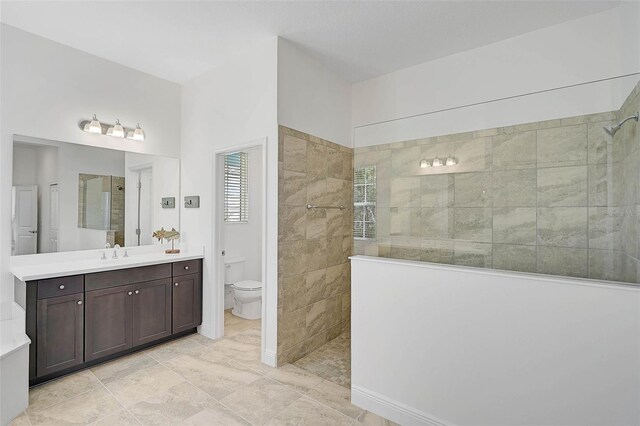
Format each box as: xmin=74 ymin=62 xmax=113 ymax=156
xmin=173 ymin=260 xmax=201 ymax=277
xmin=86 ymin=264 xmax=172 ymax=291
xmin=37 ymin=276 xmax=84 ymax=299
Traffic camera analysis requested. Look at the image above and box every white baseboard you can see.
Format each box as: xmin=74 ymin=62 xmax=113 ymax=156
xmin=351 ymin=385 xmax=451 ymax=426
xmin=262 ymin=349 xmax=277 ymax=367
xmin=197 ymin=323 xmax=221 ymax=340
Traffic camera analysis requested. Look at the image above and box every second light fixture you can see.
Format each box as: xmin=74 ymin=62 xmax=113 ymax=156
xmin=420 ymin=155 xmax=457 ymax=168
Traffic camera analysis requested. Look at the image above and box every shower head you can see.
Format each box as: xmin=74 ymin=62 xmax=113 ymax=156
xmin=603 ymin=112 xmax=639 ymax=137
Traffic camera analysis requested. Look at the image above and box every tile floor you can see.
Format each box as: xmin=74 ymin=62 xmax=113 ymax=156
xmin=12 ymin=311 xmax=396 ymax=425
xmin=294 ymin=333 xmax=351 ymax=388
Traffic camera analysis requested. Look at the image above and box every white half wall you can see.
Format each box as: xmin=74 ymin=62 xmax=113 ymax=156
xmin=0 ymin=24 xmax=181 ymax=320
xmin=277 ymin=38 xmax=352 ymax=147
xmin=351 ymin=256 xmax=640 ymax=426
xmin=352 ymin=2 xmax=640 ymax=146
xmin=180 ymin=38 xmax=278 ymax=365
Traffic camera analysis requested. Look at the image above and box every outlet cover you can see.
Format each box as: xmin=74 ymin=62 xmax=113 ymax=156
xmin=184 ymin=195 xmax=200 ymax=208
xmin=161 ymin=197 xmax=175 ymax=208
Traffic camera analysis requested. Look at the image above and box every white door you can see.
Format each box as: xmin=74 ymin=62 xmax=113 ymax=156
xmin=12 ymin=185 xmax=38 ymax=255
xmin=49 ymin=184 xmax=59 ymax=252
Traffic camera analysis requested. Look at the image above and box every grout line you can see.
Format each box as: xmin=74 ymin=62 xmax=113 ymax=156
xmin=89 ymin=369 xmax=143 ymax=426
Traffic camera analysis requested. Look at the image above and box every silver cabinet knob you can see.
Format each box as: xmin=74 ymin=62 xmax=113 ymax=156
xmin=184 ymin=266 xmax=189 ymax=270
xmin=135 ymin=290 xmax=140 ymax=294
xmin=174 ymin=282 xmax=179 ymax=286
xmin=128 ymin=291 xmax=133 ymax=296
xmin=59 ymin=285 xmax=65 ymax=290
xmin=77 ymin=300 xmax=83 ymax=305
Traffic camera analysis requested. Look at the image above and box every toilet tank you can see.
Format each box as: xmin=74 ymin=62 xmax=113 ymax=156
xmin=224 ymin=257 xmax=245 ymax=284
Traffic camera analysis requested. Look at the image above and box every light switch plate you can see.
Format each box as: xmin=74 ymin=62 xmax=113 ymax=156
xmin=161 ymin=197 xmax=175 ymax=209
xmin=184 ymin=195 xmax=200 ymax=208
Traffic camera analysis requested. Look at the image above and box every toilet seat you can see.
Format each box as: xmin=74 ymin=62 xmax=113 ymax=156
xmin=233 ymin=280 xmax=262 ymax=291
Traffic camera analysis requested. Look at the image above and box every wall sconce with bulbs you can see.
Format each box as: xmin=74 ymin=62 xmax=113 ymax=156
xmin=420 ymin=156 xmax=457 ymax=168
xmin=79 ymin=114 xmax=145 ymax=141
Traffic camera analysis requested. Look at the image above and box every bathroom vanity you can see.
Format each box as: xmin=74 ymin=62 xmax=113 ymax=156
xmin=14 ymin=254 xmax=203 ymax=386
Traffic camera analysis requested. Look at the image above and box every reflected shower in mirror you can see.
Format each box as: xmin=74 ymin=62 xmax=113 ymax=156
xmin=11 ymin=136 xmax=180 ymax=255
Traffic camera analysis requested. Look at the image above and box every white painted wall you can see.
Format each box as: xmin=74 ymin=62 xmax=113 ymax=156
xmin=180 ymin=38 xmax=278 ymax=365
xmin=124 ymin=153 xmax=181 ymax=247
xmin=223 ymin=147 xmax=263 ymax=282
xmin=278 ymin=39 xmax=352 ymax=147
xmin=351 ymin=256 xmax=640 ymax=426
xmin=352 ymin=3 xmax=640 ymax=146
xmin=0 ymin=24 xmax=181 ymax=321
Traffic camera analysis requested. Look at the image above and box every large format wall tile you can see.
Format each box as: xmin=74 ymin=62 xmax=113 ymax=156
xmin=492 ymin=169 xmax=536 ymax=207
xmin=421 ymin=174 xmax=454 ymax=207
xmin=537 ymin=246 xmax=588 ymax=278
xmin=493 ymin=207 xmax=536 ymax=245
xmin=278 ymin=126 xmax=353 ymax=365
xmin=492 ymin=131 xmax=536 ymax=170
xmin=492 ymin=244 xmax=536 ymax=273
xmin=454 ymin=208 xmax=492 ymax=242
xmin=537 ymin=166 xmax=588 ymax=207
xmin=537 ymin=124 xmax=588 ymax=168
xmin=454 ymin=172 xmax=492 ymax=207
xmin=537 ymin=207 xmax=588 ymax=248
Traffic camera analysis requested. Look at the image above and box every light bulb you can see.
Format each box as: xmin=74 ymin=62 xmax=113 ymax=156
xmin=112 ymin=119 xmax=125 ymax=138
xmin=132 ymin=123 xmax=145 ymax=141
xmin=420 ymin=159 xmax=431 ymax=168
xmin=432 ymin=157 xmax=443 ymax=167
xmin=446 ymin=156 xmax=457 ymax=166
xmin=88 ymin=114 xmax=102 ymax=134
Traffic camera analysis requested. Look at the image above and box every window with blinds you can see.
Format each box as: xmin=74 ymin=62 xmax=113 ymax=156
xmin=224 ymin=152 xmax=249 ymax=223
xmin=354 ymin=166 xmax=376 ymax=239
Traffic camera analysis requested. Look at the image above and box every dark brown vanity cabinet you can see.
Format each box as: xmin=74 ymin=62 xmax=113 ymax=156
xmin=36 ymin=292 xmax=84 ymax=377
xmin=27 ymin=259 xmax=202 ymax=385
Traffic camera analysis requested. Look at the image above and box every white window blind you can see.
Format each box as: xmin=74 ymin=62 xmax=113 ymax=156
xmin=224 ymin=152 xmax=248 ymax=223
xmin=354 ymin=166 xmax=376 ymax=239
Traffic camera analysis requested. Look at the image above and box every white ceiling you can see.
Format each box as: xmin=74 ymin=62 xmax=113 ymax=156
xmin=1 ymin=1 xmax=618 ymax=84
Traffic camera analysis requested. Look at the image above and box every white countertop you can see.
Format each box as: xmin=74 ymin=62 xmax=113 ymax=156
xmin=11 ymin=245 xmax=204 ymax=282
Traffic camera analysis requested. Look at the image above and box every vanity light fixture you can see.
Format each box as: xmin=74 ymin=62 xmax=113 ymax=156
xmin=432 ymin=157 xmax=443 ymax=167
xmin=112 ymin=119 xmax=125 ymax=138
xmin=420 ymin=159 xmax=431 ymax=168
xmin=445 ymin=156 xmax=457 ymax=166
xmin=80 ymin=116 xmax=145 ymax=141
xmin=131 ymin=123 xmax=145 ymax=141
xmin=88 ymin=114 xmax=102 ymax=134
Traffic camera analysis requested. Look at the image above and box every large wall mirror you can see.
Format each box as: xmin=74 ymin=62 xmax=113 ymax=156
xmin=11 ymin=135 xmax=180 ymax=255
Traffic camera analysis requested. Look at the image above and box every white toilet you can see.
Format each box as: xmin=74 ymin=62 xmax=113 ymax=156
xmin=224 ymin=257 xmax=262 ymax=320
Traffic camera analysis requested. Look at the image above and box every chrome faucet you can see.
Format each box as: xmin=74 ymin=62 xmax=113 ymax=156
xmin=112 ymin=244 xmax=121 ymax=259
xmin=100 ymin=251 xmax=107 ymax=260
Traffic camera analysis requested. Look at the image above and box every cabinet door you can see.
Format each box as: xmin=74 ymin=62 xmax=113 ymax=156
xmin=36 ymin=293 xmax=84 ymax=377
xmin=172 ymin=273 xmax=202 ymax=334
xmin=85 ymin=285 xmax=133 ymax=362
xmin=132 ymin=279 xmax=172 ymax=347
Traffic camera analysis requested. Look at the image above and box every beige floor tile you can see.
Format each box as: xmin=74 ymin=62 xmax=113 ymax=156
xmin=27 ymin=370 xmax=102 ymax=413
xmin=356 ymin=411 xmax=400 ymax=426
xmin=28 ymin=387 xmax=121 ymax=425
xmin=188 ymin=332 xmax=216 ymax=346
xmin=182 ymin=404 xmax=251 ymax=425
xmin=105 ymin=363 xmax=184 ymax=408
xmin=90 ymin=351 xmax=157 ymax=384
xmin=230 ymin=350 xmax=276 ymax=375
xmin=144 ymin=336 xmax=203 ymax=362
xmin=9 ymin=412 xmax=31 ymax=425
xmin=267 ymin=364 xmax=324 ymax=393
xmin=228 ymin=328 xmax=262 ymax=347
xmin=220 ymin=377 xmax=301 ymax=425
xmin=265 ymin=396 xmax=352 ymax=426
xmin=89 ymin=409 xmax=139 ymax=425
xmin=127 ymin=382 xmax=224 ymax=425
xmin=163 ymin=354 xmax=262 ymax=400
xmin=204 ymin=337 xmax=261 ymax=360
xmin=185 ymin=343 xmax=233 ymax=364
xmin=306 ymin=380 xmax=363 ymax=419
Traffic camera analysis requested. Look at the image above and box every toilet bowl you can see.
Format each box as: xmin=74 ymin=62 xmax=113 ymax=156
xmin=232 ymin=280 xmax=262 ymax=320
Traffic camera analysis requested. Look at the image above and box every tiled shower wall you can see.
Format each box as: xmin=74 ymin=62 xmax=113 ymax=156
xmin=277 ymin=126 xmax=353 ymax=365
xmin=354 ymin=81 xmax=640 ymax=284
